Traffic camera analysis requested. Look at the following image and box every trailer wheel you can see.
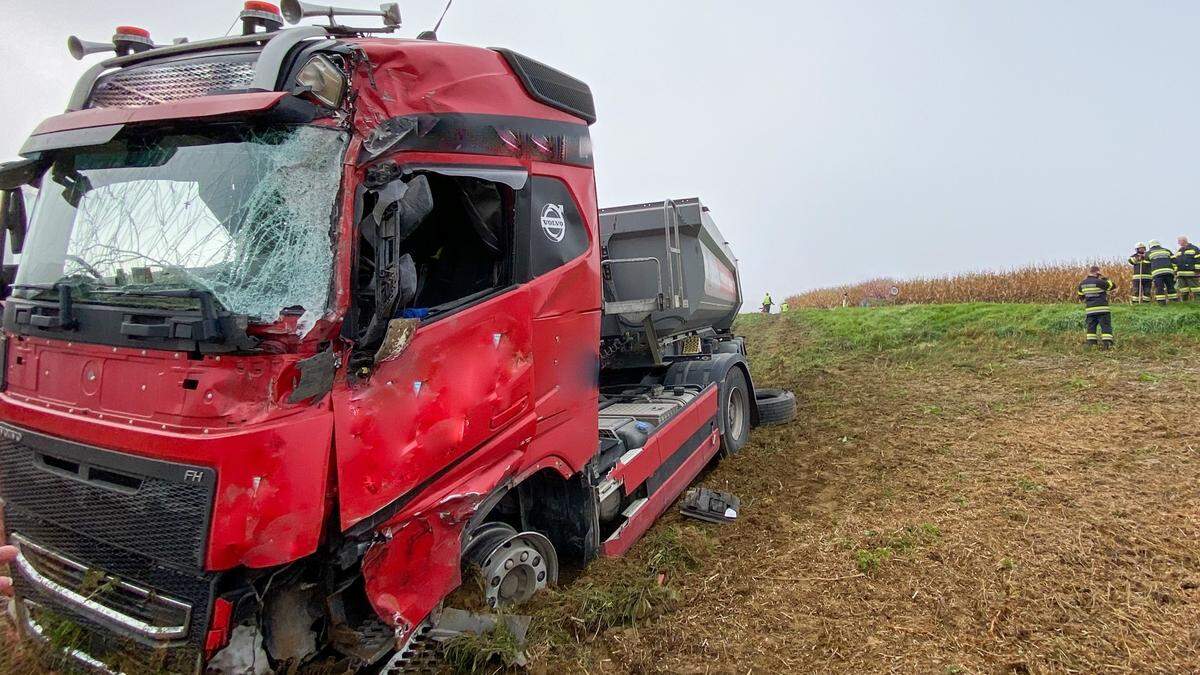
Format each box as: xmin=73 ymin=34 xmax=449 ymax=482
xmin=755 ymin=388 xmax=797 ymax=426
xmin=719 ymin=367 xmax=751 ymax=457
xmin=463 ymin=523 xmax=558 ymax=609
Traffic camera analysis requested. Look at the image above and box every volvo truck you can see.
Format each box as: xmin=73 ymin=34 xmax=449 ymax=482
xmin=0 ymin=3 xmax=784 ymax=671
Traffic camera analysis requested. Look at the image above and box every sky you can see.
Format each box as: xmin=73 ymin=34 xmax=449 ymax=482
xmin=2 ymin=1 xmax=1199 ymax=304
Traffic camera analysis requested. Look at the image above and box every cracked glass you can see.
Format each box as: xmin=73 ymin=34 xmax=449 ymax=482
xmin=15 ymin=124 xmax=348 ymax=334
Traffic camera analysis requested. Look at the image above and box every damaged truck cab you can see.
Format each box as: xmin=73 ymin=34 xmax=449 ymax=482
xmin=0 ymin=4 xmax=769 ymax=672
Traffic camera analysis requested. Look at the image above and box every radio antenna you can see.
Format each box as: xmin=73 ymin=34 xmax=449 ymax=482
xmin=418 ymin=0 xmax=454 ymax=40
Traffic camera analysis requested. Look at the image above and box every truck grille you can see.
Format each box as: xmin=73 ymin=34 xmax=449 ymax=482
xmin=0 ymin=424 xmax=215 ymax=569
xmin=0 ymin=423 xmax=218 ymax=652
xmin=88 ymin=55 xmax=257 ymax=109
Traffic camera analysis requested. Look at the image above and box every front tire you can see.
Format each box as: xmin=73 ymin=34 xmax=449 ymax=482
xmin=463 ymin=523 xmax=558 ymax=609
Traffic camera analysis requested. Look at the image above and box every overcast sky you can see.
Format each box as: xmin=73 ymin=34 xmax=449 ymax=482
xmin=2 ymin=1 xmax=1198 ymax=303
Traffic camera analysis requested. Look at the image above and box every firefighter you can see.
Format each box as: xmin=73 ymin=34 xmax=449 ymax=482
xmin=780 ymin=301 xmax=791 ymax=313
xmin=1146 ymin=240 xmax=1178 ymax=304
xmin=1175 ymin=236 xmax=1200 ymax=301
xmin=1077 ymin=265 xmax=1115 ymax=348
xmin=1128 ymin=242 xmax=1152 ymax=303
xmin=761 ymin=292 xmax=773 ymax=314
xmin=1 ymin=544 xmax=15 ymax=596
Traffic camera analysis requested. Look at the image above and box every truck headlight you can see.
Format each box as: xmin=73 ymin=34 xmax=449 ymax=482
xmin=296 ymin=55 xmax=347 ymax=109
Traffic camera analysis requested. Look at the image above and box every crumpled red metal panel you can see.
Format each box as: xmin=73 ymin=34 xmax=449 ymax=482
xmin=332 ymin=287 xmax=535 ymax=531
xmin=345 ymin=39 xmax=585 ymax=137
xmin=0 ymin=337 xmax=335 ymax=570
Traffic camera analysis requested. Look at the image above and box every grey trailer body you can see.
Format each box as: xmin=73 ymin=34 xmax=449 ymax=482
xmin=599 ymin=199 xmax=742 ymax=366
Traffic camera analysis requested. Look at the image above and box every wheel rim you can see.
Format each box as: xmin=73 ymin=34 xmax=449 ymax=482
xmin=726 ymin=385 xmax=746 ymax=441
xmin=466 ymin=530 xmax=558 ymax=609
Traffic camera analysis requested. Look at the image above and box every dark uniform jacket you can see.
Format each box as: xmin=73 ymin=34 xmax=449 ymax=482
xmin=1077 ymin=275 xmax=1115 ymax=314
xmin=1128 ymin=252 xmax=1151 ymax=279
xmin=1147 ymin=245 xmax=1176 ymax=276
xmin=1175 ymin=242 xmax=1200 ymax=276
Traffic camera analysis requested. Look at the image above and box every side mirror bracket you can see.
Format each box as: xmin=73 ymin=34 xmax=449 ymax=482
xmin=2 ymin=189 xmax=28 ymax=256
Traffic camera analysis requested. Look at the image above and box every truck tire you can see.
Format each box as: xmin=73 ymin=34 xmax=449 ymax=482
xmin=755 ymin=388 xmax=796 ymax=426
xmin=463 ymin=523 xmax=558 ymax=609
xmin=719 ymin=368 xmax=751 ymax=456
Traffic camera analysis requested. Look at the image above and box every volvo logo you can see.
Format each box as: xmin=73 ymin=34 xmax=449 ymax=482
xmin=540 ymin=203 xmax=566 ymax=243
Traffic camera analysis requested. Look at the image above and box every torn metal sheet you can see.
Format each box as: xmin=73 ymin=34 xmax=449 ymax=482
xmin=373 ymin=318 xmax=420 ymax=364
xmin=288 ymin=349 xmax=337 ymax=403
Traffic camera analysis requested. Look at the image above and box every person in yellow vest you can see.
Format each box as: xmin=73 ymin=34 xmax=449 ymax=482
xmin=1077 ymin=266 xmax=1115 ymax=348
xmin=1146 ymin=240 xmax=1178 ymax=305
xmin=761 ymin=292 xmax=773 ymax=314
xmin=1175 ymin=236 xmax=1200 ymax=301
xmin=780 ymin=301 xmax=790 ymax=313
xmin=1128 ymin=243 xmax=1152 ymax=303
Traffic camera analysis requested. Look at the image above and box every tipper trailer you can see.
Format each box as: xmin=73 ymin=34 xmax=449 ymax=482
xmin=0 ymin=3 xmax=785 ymax=671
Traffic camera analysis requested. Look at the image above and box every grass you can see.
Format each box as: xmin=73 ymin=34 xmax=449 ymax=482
xmin=853 ymin=523 xmax=942 ymax=574
xmin=443 ymin=621 xmax=526 ymax=673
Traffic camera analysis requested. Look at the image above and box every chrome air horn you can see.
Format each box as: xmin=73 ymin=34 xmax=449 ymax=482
xmin=280 ymin=1 xmax=401 ymax=27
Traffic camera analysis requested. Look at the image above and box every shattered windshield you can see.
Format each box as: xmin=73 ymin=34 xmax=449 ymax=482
xmin=14 ymin=124 xmax=348 ymax=333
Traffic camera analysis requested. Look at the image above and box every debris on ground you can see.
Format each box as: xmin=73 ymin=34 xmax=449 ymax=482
xmin=679 ymin=487 xmax=740 ymax=524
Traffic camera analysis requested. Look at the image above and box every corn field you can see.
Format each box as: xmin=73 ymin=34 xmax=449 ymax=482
xmin=787 ymin=260 xmax=1133 ymax=308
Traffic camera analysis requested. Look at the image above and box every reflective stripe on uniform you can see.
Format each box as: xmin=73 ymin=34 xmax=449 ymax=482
xmin=1085 ymin=306 xmax=1110 ymax=314
xmin=1153 ymin=269 xmax=1176 ymax=276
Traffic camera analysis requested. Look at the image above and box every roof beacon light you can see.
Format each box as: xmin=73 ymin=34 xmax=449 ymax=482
xmin=241 ymin=1 xmax=285 ymax=35
xmin=113 ymin=26 xmax=155 ymax=56
xmin=281 ymin=1 xmax=401 ymax=29
xmin=68 ymin=26 xmax=155 ymax=60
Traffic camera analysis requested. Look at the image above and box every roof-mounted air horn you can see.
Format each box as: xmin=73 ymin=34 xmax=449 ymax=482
xmin=281 ymin=1 xmax=401 ymax=29
xmin=68 ymin=26 xmax=155 ymax=60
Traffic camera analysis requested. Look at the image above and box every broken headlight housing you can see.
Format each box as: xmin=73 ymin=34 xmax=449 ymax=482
xmin=296 ymin=54 xmax=347 ymax=109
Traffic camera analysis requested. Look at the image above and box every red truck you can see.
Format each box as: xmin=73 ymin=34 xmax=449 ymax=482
xmin=0 ymin=3 xmax=790 ymax=671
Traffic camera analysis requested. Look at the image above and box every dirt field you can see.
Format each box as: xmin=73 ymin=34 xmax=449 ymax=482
xmin=4 ymin=303 xmax=1200 ymax=674
xmin=536 ymin=304 xmax=1200 ymax=673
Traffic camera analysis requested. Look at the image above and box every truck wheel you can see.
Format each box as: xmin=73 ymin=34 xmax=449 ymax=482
xmin=463 ymin=523 xmax=558 ymax=609
xmin=755 ymin=388 xmax=797 ymax=426
xmin=719 ymin=368 xmax=751 ymax=457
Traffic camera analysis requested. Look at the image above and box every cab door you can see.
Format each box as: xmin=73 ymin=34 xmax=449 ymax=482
xmin=332 ymin=167 xmax=535 ymax=531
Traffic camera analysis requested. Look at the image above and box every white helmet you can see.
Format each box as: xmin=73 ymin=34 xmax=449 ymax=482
xmin=1148 ymin=239 xmax=1161 ymax=248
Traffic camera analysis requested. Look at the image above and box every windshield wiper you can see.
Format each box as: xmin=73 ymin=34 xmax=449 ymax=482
xmin=111 ymin=288 xmax=225 ymax=342
xmin=12 ymin=283 xmax=79 ymax=331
